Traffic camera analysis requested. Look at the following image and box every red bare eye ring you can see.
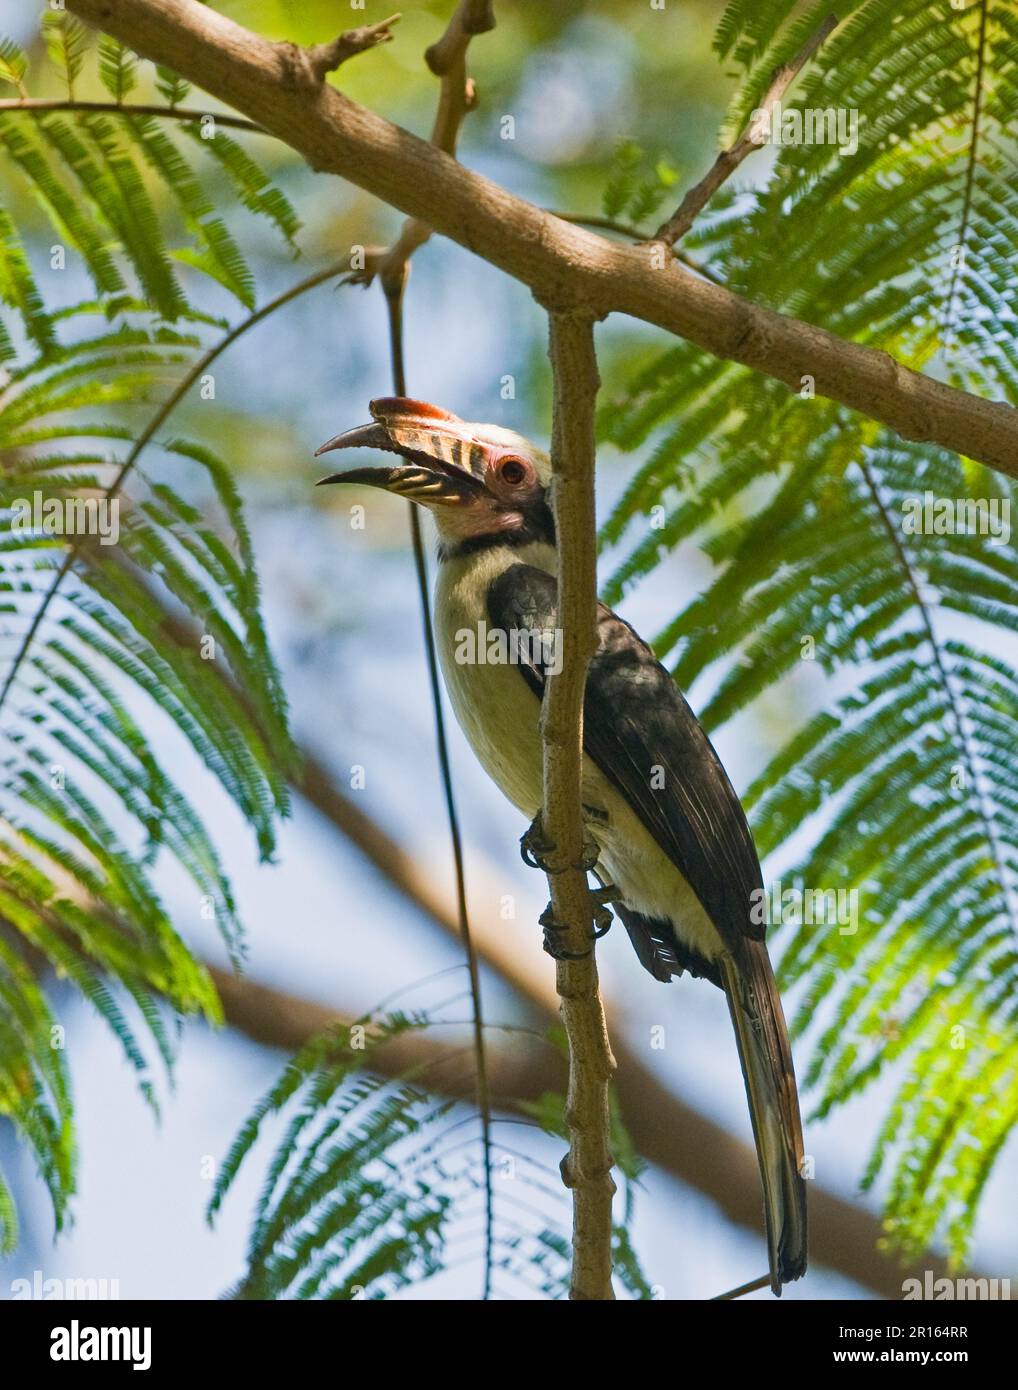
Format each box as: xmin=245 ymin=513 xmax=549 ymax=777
xmin=499 ymin=458 xmax=527 ymax=486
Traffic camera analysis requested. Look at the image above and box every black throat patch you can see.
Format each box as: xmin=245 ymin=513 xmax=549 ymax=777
xmin=438 ymin=499 xmax=556 ymax=562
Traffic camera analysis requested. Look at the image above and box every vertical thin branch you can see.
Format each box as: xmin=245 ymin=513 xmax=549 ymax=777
xmin=542 ymin=311 xmax=616 ymax=1300
xmin=380 ymin=264 xmax=495 ymax=1303
xmin=341 ymin=0 xmax=499 ymax=1301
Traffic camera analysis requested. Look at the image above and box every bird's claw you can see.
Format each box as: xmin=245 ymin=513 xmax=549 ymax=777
xmin=591 ymin=884 xmax=620 ymax=911
xmin=520 ymin=815 xmax=601 ymax=875
xmin=520 ymin=818 xmax=555 ymax=871
xmin=539 ymin=903 xmax=592 ymax=960
xmin=538 ymin=893 xmax=615 ymax=960
xmin=578 ymin=839 xmax=602 ymax=873
xmin=592 ymin=902 xmax=614 ymax=937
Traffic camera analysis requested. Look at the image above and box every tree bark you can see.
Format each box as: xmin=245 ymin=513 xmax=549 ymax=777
xmin=540 ymin=311 xmax=616 ymax=1299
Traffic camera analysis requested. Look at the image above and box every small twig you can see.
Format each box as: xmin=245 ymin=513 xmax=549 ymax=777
xmin=378 ymin=0 xmax=493 ymax=290
xmin=303 ymin=14 xmax=401 ymax=82
xmin=0 ymin=97 xmax=263 ymax=130
xmin=712 ymin=1273 xmax=772 ymax=1300
xmin=427 ymin=0 xmax=495 ymax=73
xmin=652 ymin=13 xmax=839 ymax=246
xmin=542 ymin=311 xmax=616 ymax=1301
xmin=378 ymin=260 xmax=497 ymax=1303
xmin=548 ymin=210 xmax=723 ymax=284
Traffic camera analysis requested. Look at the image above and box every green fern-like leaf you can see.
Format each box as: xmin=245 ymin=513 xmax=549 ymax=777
xmin=0 ymin=37 xmax=27 ymax=95
xmin=97 ymin=35 xmax=137 ymax=102
xmin=42 ymin=11 xmax=88 ymax=100
xmin=0 ymin=40 xmax=303 ymax=1249
xmin=0 ymin=280 xmax=295 ymax=1238
xmin=213 ymin=1010 xmax=652 ymax=1300
xmin=154 ymin=64 xmax=190 ymax=108
xmin=597 ymin=0 xmax=1018 ymax=1265
xmin=601 ymin=141 xmax=678 ymax=226
xmin=179 ymin=124 xmax=301 ymax=251
xmin=0 ymin=32 xmax=300 ymax=315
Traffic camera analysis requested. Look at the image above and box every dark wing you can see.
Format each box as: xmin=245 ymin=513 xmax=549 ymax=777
xmin=487 ymin=563 xmax=765 ymax=952
xmin=612 ymin=901 xmax=723 ymax=986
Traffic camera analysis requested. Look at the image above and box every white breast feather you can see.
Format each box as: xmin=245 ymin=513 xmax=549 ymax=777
xmin=434 ymin=542 xmax=723 ymax=963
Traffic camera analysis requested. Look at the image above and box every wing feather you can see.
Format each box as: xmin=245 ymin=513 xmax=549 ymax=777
xmin=487 ymin=563 xmax=765 ymax=952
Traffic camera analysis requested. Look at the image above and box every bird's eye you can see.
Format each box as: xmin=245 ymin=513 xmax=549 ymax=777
xmin=498 ymin=457 xmax=528 ymax=487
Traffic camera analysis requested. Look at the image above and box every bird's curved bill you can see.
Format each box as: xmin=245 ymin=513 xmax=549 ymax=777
xmin=315 ymin=410 xmax=487 ymax=508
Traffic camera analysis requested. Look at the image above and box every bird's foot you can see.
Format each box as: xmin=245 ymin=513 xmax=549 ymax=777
xmin=520 ymin=814 xmax=601 ymax=876
xmin=519 ymin=816 xmax=554 ymax=870
xmin=538 ymin=890 xmax=615 ymax=961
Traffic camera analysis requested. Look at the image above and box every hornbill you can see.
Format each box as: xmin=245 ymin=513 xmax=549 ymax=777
xmin=316 ymin=397 xmax=808 ymax=1294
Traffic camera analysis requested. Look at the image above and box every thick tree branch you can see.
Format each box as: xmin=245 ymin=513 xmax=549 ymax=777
xmin=206 ymin=965 xmax=547 ymax=1092
xmin=652 ymin=14 xmax=840 ymax=246
xmin=541 ymin=312 xmax=616 ymax=1301
xmin=65 ymin=0 xmax=1018 ymax=476
xmin=549 ymin=210 xmax=723 ymax=284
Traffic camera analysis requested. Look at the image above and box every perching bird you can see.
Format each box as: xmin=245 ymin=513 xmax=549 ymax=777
xmin=316 ymin=397 xmax=807 ymax=1294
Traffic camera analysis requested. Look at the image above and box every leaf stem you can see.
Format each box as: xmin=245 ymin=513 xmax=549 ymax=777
xmin=858 ymin=453 xmax=1018 ymax=945
xmin=651 ymin=13 xmax=840 ymax=247
xmin=0 ymin=97 xmax=264 ymax=131
xmin=942 ymin=0 xmax=990 ymax=342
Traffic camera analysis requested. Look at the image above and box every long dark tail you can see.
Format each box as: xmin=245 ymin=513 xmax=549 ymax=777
xmin=719 ymin=946 xmax=807 ymax=1294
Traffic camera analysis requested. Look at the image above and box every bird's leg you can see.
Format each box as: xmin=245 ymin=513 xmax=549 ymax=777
xmin=539 ymin=892 xmax=615 ymax=960
xmin=539 ymin=901 xmax=594 ymax=960
xmin=536 ymin=895 xmax=617 ymax=961
xmin=523 ymin=811 xmax=620 ymax=958
xmin=519 ymin=810 xmax=601 ymax=875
